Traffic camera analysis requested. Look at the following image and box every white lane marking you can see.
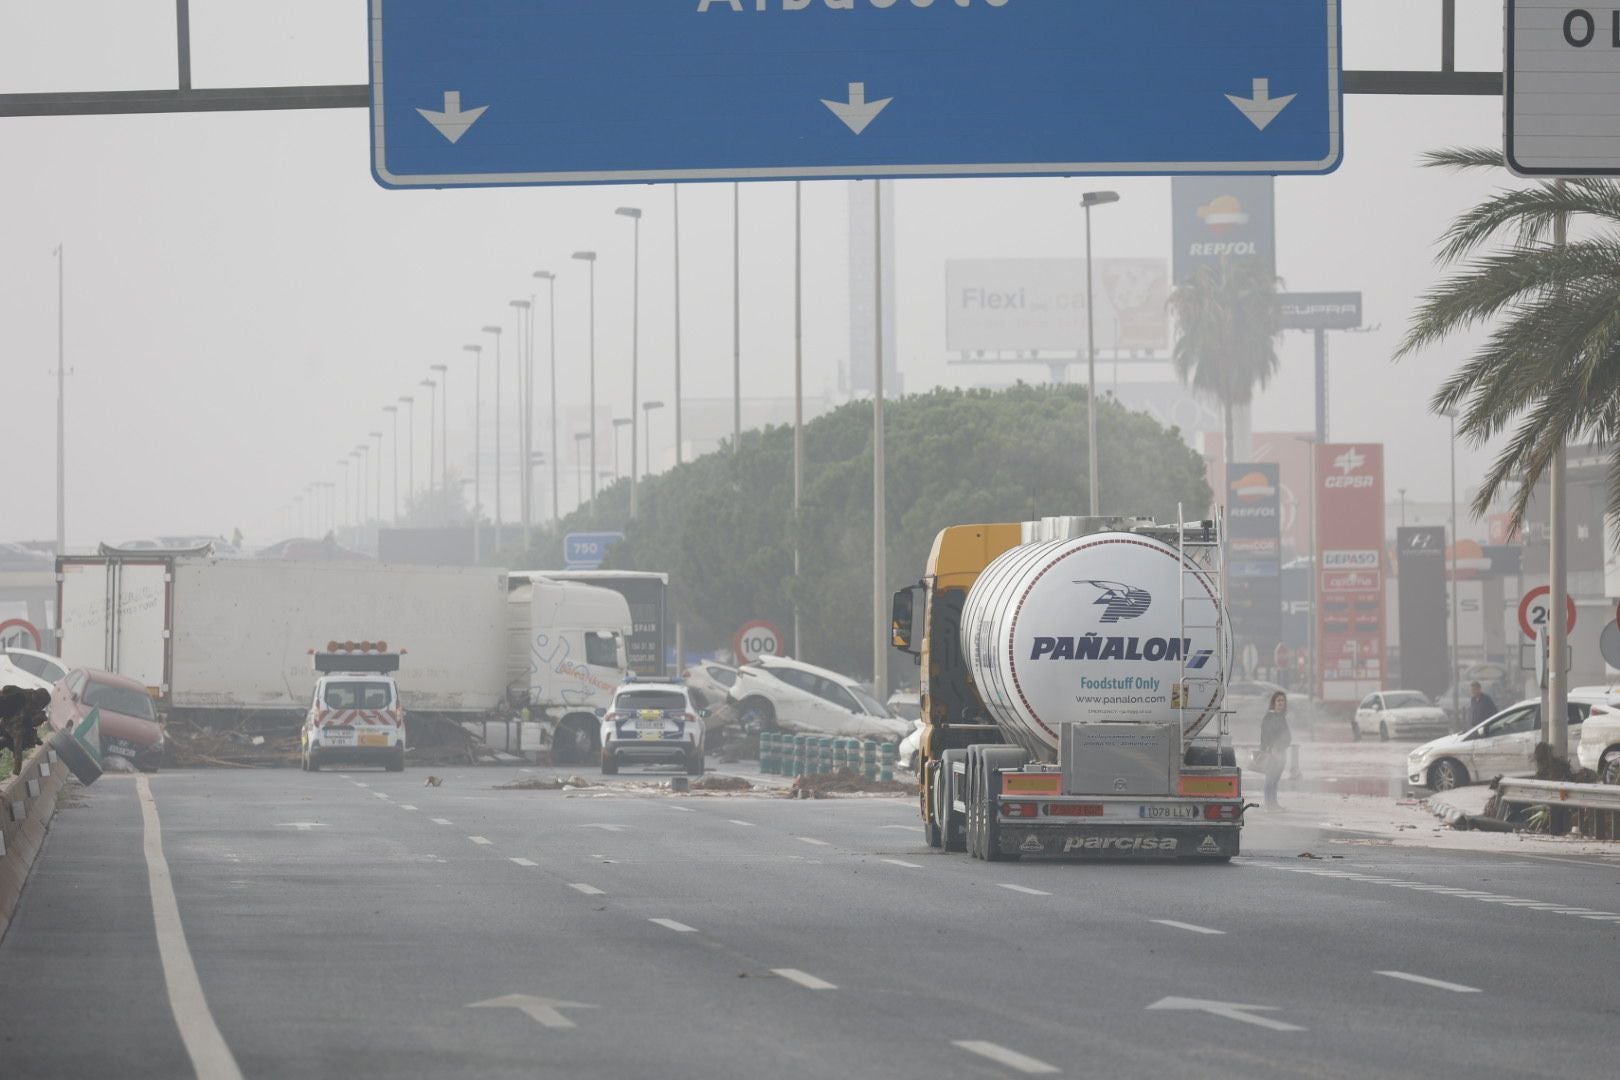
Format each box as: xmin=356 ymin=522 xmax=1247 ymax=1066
xmin=728 ymin=819 xmax=756 ymax=827
xmin=355 ymin=782 xmax=369 ymax=788
xmin=1152 ymin=919 xmax=1226 ymax=935
xmin=337 ymin=774 xmax=350 ymax=778
xmin=569 ymin=883 xmax=606 ymax=896
xmin=1376 ymin=970 xmax=1482 ymax=993
xmin=136 ymin=775 xmax=247 ymax=1080
xmin=431 ymin=818 xmax=453 ymax=825
xmin=469 ymin=836 xmax=492 ymax=845
xmin=373 ymin=792 xmax=391 ymax=800
xmin=399 ymin=804 xmax=418 ymax=811
xmin=997 ymin=883 xmax=1052 ymax=896
xmin=881 ymin=824 xmax=925 ymax=832
xmin=772 ymin=968 xmax=837 ymax=990
xmin=882 ymin=859 xmax=922 ymax=869
xmin=1148 ymin=996 xmax=1306 ymax=1032
xmin=796 ymin=837 xmax=831 ymax=847
xmin=580 ymin=823 xmax=630 ymax=832
xmin=1255 ymin=865 xmax=1620 ymax=925
xmin=953 ymin=1040 xmax=1060 ymax=1075
xmin=666 ymin=805 xmax=694 ymax=813
xmin=510 ymin=857 xmax=538 ymax=867
xmin=649 ymin=918 xmax=697 ymax=933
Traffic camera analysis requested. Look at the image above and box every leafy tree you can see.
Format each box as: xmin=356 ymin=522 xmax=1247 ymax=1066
xmin=520 ymin=385 xmax=1211 ymax=679
xmin=1396 ymin=147 xmax=1620 ymax=529
xmin=1167 ymin=257 xmax=1283 ymax=457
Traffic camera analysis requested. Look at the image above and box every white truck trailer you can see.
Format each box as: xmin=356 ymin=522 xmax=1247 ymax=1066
xmin=891 ymin=516 xmax=1242 ymax=861
xmin=56 ymin=554 xmax=510 ymax=724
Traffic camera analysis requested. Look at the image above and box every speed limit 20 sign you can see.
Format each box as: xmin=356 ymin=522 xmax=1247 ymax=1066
xmin=733 ymin=620 xmax=784 ymax=664
xmin=1518 ymin=586 xmax=1576 ymax=640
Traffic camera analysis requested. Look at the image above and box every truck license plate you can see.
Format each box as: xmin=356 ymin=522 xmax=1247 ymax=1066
xmin=1139 ymin=805 xmax=1198 ymax=819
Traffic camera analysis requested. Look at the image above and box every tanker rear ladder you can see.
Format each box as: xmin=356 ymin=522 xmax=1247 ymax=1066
xmin=1176 ymin=504 xmax=1230 ymax=750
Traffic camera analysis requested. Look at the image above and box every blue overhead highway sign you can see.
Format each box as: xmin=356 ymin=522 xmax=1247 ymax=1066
xmin=369 ymin=0 xmax=1342 ymax=188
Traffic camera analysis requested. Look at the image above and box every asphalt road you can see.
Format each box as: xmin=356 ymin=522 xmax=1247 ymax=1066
xmin=2 ymin=763 xmax=1617 ymax=1080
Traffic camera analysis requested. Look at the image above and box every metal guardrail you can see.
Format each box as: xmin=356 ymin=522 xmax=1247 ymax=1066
xmin=1496 ymin=778 xmax=1620 ymax=813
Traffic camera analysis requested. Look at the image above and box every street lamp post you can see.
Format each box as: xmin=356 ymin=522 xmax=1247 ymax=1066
xmin=337 ymin=458 xmax=351 ymax=534
xmin=482 ymin=325 xmax=504 ymax=542
xmin=1080 ymin=190 xmax=1119 ymax=517
xmin=793 ymin=181 xmax=804 ymax=658
xmin=353 ymin=446 xmax=369 ymax=536
xmin=642 ymin=401 xmax=664 ymax=476
xmin=573 ymin=432 xmax=590 ymax=510
xmin=430 ymin=363 xmax=449 ymax=495
xmin=612 ymin=417 xmax=632 ymax=481
xmin=1447 ymin=410 xmax=1461 ymax=726
xmin=671 ymin=186 xmax=683 ymax=467
xmin=462 ymin=344 xmax=483 ymax=555
xmin=615 ymin=206 xmax=643 ymax=517
xmin=571 ymin=252 xmax=599 ymax=508
xmin=510 ymin=300 xmax=532 ymax=542
xmin=420 ymin=378 xmax=439 ymax=505
xmin=370 ymin=431 xmax=384 ymax=524
xmin=534 ymin=271 xmax=559 ymax=527
xmin=383 ymin=406 xmax=399 ymax=522
xmin=400 ymin=395 xmax=416 ymax=514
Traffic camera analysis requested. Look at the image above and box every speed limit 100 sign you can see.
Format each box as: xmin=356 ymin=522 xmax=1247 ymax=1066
xmin=734 ymin=620 xmax=784 ymax=664
xmin=1518 ymin=586 xmax=1576 ymax=640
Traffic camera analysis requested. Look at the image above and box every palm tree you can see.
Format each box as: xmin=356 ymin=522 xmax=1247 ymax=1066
xmin=1396 ymin=147 xmax=1620 ymax=530
xmin=1167 ymin=258 xmax=1282 ymax=460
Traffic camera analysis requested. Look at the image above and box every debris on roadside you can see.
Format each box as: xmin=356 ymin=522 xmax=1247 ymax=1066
xmin=494 ymin=775 xmax=598 ymax=791
xmin=1296 ymin=851 xmax=1323 ymax=859
xmin=692 ymin=775 xmax=753 ymax=792
xmin=785 ymin=768 xmax=914 ymax=798
xmin=164 ymin=718 xmax=299 ymax=769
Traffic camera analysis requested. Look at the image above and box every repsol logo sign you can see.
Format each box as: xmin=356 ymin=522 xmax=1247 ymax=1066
xmin=1187 ymin=242 xmax=1257 ymax=256
xmin=1029 ymin=635 xmax=1213 ymax=666
xmin=1324 ymin=475 xmax=1374 ymax=489
xmin=1061 ymin=836 xmax=1180 ymax=853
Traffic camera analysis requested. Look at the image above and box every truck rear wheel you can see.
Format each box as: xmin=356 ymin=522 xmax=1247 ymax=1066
xmin=979 ymin=746 xmax=1030 ymax=863
xmin=921 ymin=774 xmax=943 ymax=848
xmin=938 ymin=749 xmax=968 ymax=853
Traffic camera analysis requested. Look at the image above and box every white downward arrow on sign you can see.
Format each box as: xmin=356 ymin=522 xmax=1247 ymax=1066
xmin=416 ymin=90 xmax=489 ymax=144
xmin=1225 ymin=77 xmax=1296 ymax=131
xmin=468 ymin=994 xmax=596 ymax=1030
xmin=1147 ymin=996 xmax=1306 ymax=1032
xmin=822 ymin=82 xmax=892 ymax=135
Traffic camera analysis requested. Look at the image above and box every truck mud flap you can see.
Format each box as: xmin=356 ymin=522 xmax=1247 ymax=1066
xmin=1000 ymin=826 xmax=1238 ymax=860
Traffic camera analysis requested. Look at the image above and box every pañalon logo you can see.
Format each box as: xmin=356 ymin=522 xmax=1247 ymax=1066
xmin=1078 ymin=580 xmax=1151 ymax=623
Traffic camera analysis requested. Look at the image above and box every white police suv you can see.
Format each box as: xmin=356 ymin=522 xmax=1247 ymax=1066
xmin=599 ymin=680 xmax=707 ymax=776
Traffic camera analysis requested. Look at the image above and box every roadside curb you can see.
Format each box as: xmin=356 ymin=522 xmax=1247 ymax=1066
xmin=0 ymin=743 xmax=71 ymax=941
xmin=1424 ymin=794 xmax=1469 ymax=827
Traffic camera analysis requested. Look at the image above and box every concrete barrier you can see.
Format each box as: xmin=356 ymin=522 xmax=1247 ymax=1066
xmin=0 ymin=743 xmax=72 ymax=938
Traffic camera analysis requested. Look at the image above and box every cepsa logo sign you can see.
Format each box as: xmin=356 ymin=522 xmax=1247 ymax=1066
xmin=1325 ymin=446 xmax=1375 ymax=489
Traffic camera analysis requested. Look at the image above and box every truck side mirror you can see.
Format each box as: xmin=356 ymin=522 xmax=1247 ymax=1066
xmin=891 ymin=585 xmax=923 ymax=656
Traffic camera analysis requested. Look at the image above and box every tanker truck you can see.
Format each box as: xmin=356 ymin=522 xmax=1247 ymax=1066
xmin=890 ymin=515 xmax=1242 ymax=862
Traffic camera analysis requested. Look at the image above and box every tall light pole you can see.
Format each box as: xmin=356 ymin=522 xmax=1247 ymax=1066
xmin=482 ymin=325 xmax=505 ymax=541
xmin=383 ymin=406 xmax=399 ymax=522
xmin=430 ymin=363 xmax=449 ymax=495
xmin=573 ymin=432 xmax=590 ymax=511
xmin=510 ymin=300 xmax=533 ymax=541
xmin=54 ymin=243 xmax=65 ymax=556
xmin=1080 ymin=190 xmax=1119 ymax=517
xmin=534 ymin=271 xmax=559 ymax=528
xmin=671 ymin=186 xmax=684 ymax=467
xmin=1446 ymin=410 xmax=1461 ymax=727
xmin=462 ymin=344 xmax=483 ymax=541
xmin=400 ymin=395 xmax=416 ymax=514
xmin=643 ymin=401 xmax=665 ymax=476
xmin=571 ymin=252 xmax=599 ymax=508
xmin=370 ymin=431 xmax=384 ymax=524
xmin=615 ymin=206 xmax=643 ymax=517
xmin=793 ymin=181 xmax=804 ymax=659
xmin=337 ymin=458 xmax=351 ymax=533
xmin=353 ymin=446 xmax=369 ymax=532
xmin=732 ymin=183 xmax=741 ymax=450
xmin=420 ymin=378 xmax=439 ymax=506
xmin=871 ymin=182 xmax=887 ymax=698
xmin=612 ymin=417 xmax=632 ymax=481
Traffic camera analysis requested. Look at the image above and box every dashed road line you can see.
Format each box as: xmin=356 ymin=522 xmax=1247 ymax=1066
xmin=795 ymin=837 xmax=831 ymax=847
xmin=1376 ymin=971 xmax=1481 ymax=994
xmin=649 ymin=918 xmax=698 ymax=933
xmin=355 ymin=782 xmax=369 ymax=788
xmin=510 ymin=857 xmax=538 ymax=867
xmin=431 ymin=818 xmax=453 ymax=825
xmin=881 ymin=824 xmax=924 ymax=832
xmin=1258 ymin=864 xmax=1620 ymax=924
xmin=666 ymin=805 xmax=694 ymax=813
xmin=882 ymin=859 xmax=923 ymax=869
xmin=997 ymin=883 xmax=1052 ymax=896
xmin=953 ymin=1040 xmax=1060 ymax=1075
xmin=1152 ymin=919 xmax=1225 ymax=935
xmin=728 ymin=819 xmax=756 ymax=827
xmin=373 ymin=792 xmax=391 ymax=800
xmin=469 ymin=836 xmax=492 ymax=845
xmin=399 ymin=804 xmax=418 ymax=811
xmin=772 ymin=968 xmax=837 ymax=990
xmin=569 ymin=883 xmax=606 ymax=896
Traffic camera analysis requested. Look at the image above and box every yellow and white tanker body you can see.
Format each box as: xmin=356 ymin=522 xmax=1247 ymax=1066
xmin=892 ymin=516 xmax=1242 ymax=862
xmin=300 ymin=641 xmax=407 ymax=772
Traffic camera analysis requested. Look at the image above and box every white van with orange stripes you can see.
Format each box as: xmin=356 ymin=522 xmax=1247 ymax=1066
xmin=301 ymin=643 xmax=406 ymax=772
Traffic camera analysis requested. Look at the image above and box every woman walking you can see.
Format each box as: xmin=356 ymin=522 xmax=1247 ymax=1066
xmin=1259 ymin=690 xmax=1292 ymax=810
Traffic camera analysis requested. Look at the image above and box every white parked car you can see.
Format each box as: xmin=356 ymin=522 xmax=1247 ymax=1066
xmin=729 ymin=656 xmax=910 ymax=742
xmin=600 ymin=681 xmax=706 ymax=776
xmin=0 ymin=647 xmax=69 ymax=689
xmin=1575 ymin=693 xmax=1620 ymax=785
xmin=681 ymin=661 xmax=739 ymax=712
xmin=886 ymin=691 xmax=922 ymax=722
xmin=1407 ymin=693 xmax=1600 ymax=791
xmin=1352 ymin=690 xmax=1449 ymax=742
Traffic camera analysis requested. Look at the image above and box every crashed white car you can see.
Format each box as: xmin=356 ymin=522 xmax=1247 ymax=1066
xmin=1575 ymin=694 xmax=1620 ymax=785
xmin=1352 ymin=690 xmax=1449 ymax=742
xmin=1407 ymin=693 xmax=1599 ymax=791
xmin=729 ymin=656 xmax=910 ymax=742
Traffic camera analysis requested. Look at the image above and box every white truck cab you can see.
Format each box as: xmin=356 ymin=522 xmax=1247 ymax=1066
xmin=301 ymin=643 xmax=406 ymax=772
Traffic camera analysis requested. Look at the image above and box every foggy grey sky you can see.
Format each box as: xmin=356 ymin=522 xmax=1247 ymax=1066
xmin=2 ymin=2 xmax=1519 ymax=547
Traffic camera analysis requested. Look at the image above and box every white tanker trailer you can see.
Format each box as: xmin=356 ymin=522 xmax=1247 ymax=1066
xmin=891 ymin=515 xmax=1244 ymax=861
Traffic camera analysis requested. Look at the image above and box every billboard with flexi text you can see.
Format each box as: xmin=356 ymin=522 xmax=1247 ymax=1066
xmin=945 ymin=258 xmax=1169 ymax=353
xmin=1314 ymin=444 xmax=1386 ymax=701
